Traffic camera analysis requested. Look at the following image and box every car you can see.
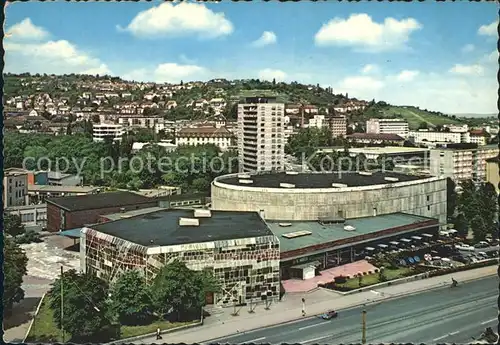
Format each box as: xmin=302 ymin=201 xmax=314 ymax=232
xmin=455 ymin=244 xmax=475 ymax=251
xmin=474 ymin=242 xmax=489 ymax=249
xmin=321 ymin=310 xmax=338 ymax=320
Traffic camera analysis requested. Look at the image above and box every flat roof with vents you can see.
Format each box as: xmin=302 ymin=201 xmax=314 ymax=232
xmin=267 ymin=212 xmax=439 ymax=253
xmin=282 ymin=230 xmax=312 ymax=239
xmin=217 ymin=171 xmax=427 ymax=189
xmin=89 ymin=209 xmax=273 ymax=247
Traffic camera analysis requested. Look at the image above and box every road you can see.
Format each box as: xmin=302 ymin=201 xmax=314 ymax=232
xmin=208 ymin=276 xmax=498 ymax=344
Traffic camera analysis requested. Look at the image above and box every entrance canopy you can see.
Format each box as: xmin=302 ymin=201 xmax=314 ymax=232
xmin=378 ymin=244 xmax=388 ymax=248
xmin=58 ymin=228 xmax=82 ymax=239
xmin=400 ymin=238 xmax=411 ymax=243
xmin=291 ymin=260 xmax=321 ymax=270
xmin=389 ymin=241 xmax=399 ymax=245
xmin=422 ymin=233 xmax=433 ymax=238
xmin=411 ymin=236 xmax=422 ymax=240
xmin=365 ymin=247 xmax=375 ymax=251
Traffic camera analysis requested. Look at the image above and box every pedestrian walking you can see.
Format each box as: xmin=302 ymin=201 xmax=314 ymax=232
xmin=156 ymin=327 xmax=162 ymax=340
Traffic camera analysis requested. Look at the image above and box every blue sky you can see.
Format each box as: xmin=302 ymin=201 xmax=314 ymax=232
xmin=4 ymin=1 xmax=498 ymax=114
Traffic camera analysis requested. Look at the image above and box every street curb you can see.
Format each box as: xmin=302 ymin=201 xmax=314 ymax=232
xmin=202 ymin=271 xmax=496 ymax=343
xmin=107 ymin=320 xmax=202 ymax=344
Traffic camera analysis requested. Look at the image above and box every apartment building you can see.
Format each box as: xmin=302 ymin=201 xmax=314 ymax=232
xmin=409 ymin=129 xmax=470 ymax=145
xmin=469 ymin=130 xmax=489 ymax=146
xmin=4 ymin=168 xmax=29 ymax=209
xmin=366 ymin=118 xmax=409 ymax=138
xmin=485 ymin=157 xmax=499 ymax=193
xmin=92 ymin=123 xmax=124 ymax=142
xmin=117 ymin=115 xmax=164 ymax=130
xmin=308 ymin=115 xmax=327 ymax=129
xmin=237 ymin=97 xmax=285 ymax=172
xmin=429 ymin=144 xmax=499 ymax=183
xmin=176 ymin=126 xmax=234 ymax=151
xmin=329 ymin=116 xmax=347 ymax=138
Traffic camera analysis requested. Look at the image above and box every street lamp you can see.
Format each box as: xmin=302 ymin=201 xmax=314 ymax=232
xmin=361 ymin=308 xmax=367 ymax=344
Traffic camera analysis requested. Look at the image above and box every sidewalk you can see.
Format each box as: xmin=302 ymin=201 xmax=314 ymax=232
xmin=133 ymin=265 xmax=497 ymax=344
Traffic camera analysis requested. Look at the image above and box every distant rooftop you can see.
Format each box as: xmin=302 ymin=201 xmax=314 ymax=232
xmin=268 ymin=213 xmax=438 ymax=253
xmin=46 ymin=191 xmax=154 ymax=212
xmin=216 ymin=171 xmax=428 ymax=189
xmin=89 ymin=209 xmax=273 ymax=247
xmin=28 ymin=185 xmax=99 ymax=193
xmin=347 ymin=133 xmax=405 ymax=141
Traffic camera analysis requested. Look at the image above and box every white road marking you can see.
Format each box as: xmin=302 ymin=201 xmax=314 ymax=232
xmin=299 ymin=322 xmax=330 ymax=330
xmin=481 ymin=318 xmax=498 ymax=325
xmin=450 ymin=331 xmax=460 ymax=335
xmin=243 ymin=337 xmax=266 ymax=343
xmin=303 ymin=335 xmax=330 ymax=343
xmin=433 ymin=335 xmax=448 ymax=341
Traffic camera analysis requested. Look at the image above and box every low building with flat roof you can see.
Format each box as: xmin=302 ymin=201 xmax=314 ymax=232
xmin=269 ymin=212 xmax=439 ymax=279
xmin=28 ymin=185 xmax=100 ymax=204
xmin=81 ymin=209 xmax=280 ymax=307
xmin=46 ymin=191 xmax=158 ymax=232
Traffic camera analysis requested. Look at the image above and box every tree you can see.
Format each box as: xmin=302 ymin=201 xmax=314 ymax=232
xmin=4 ymin=213 xmax=26 ymax=237
xmin=109 ymin=270 xmax=154 ymax=326
xmin=50 ymin=270 xmax=111 ymax=341
xmin=453 ymin=213 xmax=468 ymax=238
xmin=478 ymin=182 xmax=498 ymax=237
xmin=191 ymin=177 xmax=211 ymax=193
xmin=470 ymin=215 xmax=488 ymax=242
xmin=446 ymin=178 xmax=457 ymax=220
xmin=3 ymin=236 xmax=28 ymax=315
xmin=152 ymin=260 xmax=207 ymax=321
xmin=418 ymin=121 xmax=428 ymax=130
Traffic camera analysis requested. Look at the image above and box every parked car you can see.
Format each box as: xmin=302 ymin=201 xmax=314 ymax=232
xmin=455 ymin=244 xmax=475 ymax=251
xmin=321 ymin=310 xmax=338 ymax=320
xmin=474 ymin=241 xmax=489 ymax=249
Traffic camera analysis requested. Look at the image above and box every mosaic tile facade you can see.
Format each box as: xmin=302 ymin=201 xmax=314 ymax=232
xmin=81 ymin=228 xmax=280 ymax=307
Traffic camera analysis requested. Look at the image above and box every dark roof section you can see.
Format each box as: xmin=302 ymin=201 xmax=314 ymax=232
xmin=347 ymin=133 xmax=405 ymax=141
xmin=46 ymin=191 xmax=154 ymax=212
xmin=218 ymin=171 xmax=427 ymax=189
xmin=486 ymin=156 xmax=499 ymax=163
xmin=89 ymin=209 xmax=272 ymax=247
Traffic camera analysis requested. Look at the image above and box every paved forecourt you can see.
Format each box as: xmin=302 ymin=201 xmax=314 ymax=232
xmin=129 ymin=265 xmax=496 ymax=344
xmin=210 ymin=276 xmax=497 ymax=344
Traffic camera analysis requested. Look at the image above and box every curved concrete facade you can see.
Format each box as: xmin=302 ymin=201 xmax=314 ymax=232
xmin=211 ymin=173 xmax=447 ymax=225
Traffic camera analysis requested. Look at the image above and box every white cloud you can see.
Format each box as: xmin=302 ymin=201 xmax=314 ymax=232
xmin=120 ymin=2 xmax=233 ymax=39
xmin=332 ymin=62 xmax=496 ymax=114
xmin=252 ymin=31 xmax=277 ymax=47
xmin=449 ymin=64 xmax=484 ymax=76
xmin=154 ymin=63 xmax=207 ymax=83
xmin=258 ymin=69 xmax=287 ymax=82
xmin=314 ymin=13 xmax=422 ymax=51
xmin=395 ymin=70 xmax=419 ymax=82
xmin=338 ymin=75 xmax=384 ymax=91
xmin=6 ymin=18 xmax=49 ymax=41
xmin=361 ymin=64 xmax=378 ymax=74
xmin=478 ymin=21 xmax=498 ymax=36
xmin=82 ymin=64 xmax=112 ymax=76
xmin=461 ymin=44 xmax=475 ymax=53
xmin=5 ymin=40 xmax=111 ymax=75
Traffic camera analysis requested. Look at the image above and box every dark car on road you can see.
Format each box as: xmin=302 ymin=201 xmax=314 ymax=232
xmin=321 ymin=310 xmax=338 ymax=320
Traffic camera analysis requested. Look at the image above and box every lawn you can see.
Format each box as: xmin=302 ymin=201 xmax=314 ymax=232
xmin=26 ymin=296 xmax=197 ymax=342
xmin=339 ymin=267 xmax=412 ymax=289
xmin=381 ymin=106 xmax=463 ymax=129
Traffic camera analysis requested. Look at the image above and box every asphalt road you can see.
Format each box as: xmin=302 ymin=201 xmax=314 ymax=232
xmin=208 ymin=276 xmax=498 ymax=344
